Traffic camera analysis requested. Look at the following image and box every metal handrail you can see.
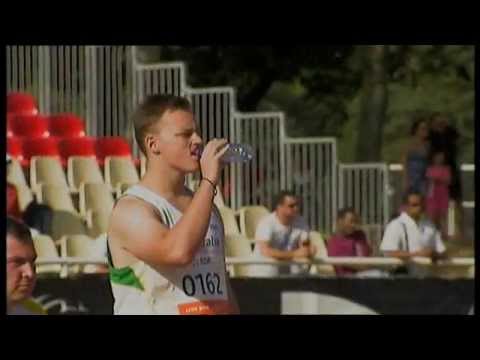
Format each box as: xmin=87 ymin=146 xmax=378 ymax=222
xmin=36 ymin=256 xmax=474 ymax=268
xmin=388 ymin=163 xmax=475 ymax=172
xmin=225 ymin=256 xmax=474 ymax=267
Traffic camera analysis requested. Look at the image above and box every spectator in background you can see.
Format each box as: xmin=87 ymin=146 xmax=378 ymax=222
xmin=7 ymin=216 xmax=45 ymax=315
xmin=402 ymin=117 xmax=431 ymax=197
xmin=254 ymin=191 xmax=317 ymax=276
xmin=7 ymin=154 xmax=53 ymax=237
xmin=7 ymin=182 xmax=22 ymax=219
xmin=425 ymin=150 xmax=451 ymax=241
xmin=429 ymin=112 xmax=463 ymax=238
xmin=429 ymin=113 xmax=460 ymax=181
xmin=6 ymin=155 xmax=22 ymax=220
xmin=381 ymin=191 xmax=447 ymax=275
xmin=327 ymin=208 xmax=371 ymax=276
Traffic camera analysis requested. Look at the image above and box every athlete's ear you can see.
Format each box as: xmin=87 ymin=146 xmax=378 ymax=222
xmin=145 ymin=134 xmax=161 ymax=155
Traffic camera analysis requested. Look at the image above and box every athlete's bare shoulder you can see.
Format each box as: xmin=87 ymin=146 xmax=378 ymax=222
xmin=108 ymin=195 xmax=165 ymax=245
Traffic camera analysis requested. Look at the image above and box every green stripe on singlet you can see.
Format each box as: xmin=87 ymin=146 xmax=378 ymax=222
xmin=161 ymin=209 xmax=173 ymax=228
xmin=106 ymin=239 xmax=114 ymax=267
xmin=166 ymin=208 xmax=175 ymax=228
xmin=109 ymin=266 xmax=145 ymax=291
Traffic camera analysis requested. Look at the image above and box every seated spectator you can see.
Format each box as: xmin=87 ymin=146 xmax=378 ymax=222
xmin=7 ymin=216 xmax=46 ymax=315
xmin=23 ymin=202 xmax=53 ymax=237
xmin=7 ymin=182 xmax=22 ymax=220
xmin=381 ymin=191 xmax=447 ymax=275
xmin=7 ymin=154 xmax=54 ymax=236
xmin=327 ymin=207 xmax=371 ymax=276
xmin=253 ymin=191 xmax=317 ymax=276
xmin=6 ymin=155 xmax=22 ymax=220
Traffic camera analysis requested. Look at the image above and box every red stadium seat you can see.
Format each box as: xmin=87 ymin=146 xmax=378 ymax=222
xmin=10 ymin=115 xmax=49 ymax=138
xmin=22 ymin=138 xmax=60 ymax=166
xmin=58 ymin=137 xmax=96 ymax=167
xmin=95 ymin=137 xmax=132 ymax=166
xmin=7 ymin=93 xmax=39 ymax=116
xmin=7 ymin=137 xmax=24 ymax=164
xmin=7 ymin=114 xmax=14 ymax=137
xmin=47 ymin=113 xmax=86 ymax=138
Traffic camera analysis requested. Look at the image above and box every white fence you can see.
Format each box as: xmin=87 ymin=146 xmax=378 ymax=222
xmin=7 ymin=45 xmax=50 ymax=114
xmin=184 ymin=87 xmax=237 ymax=207
xmin=338 ymin=163 xmax=390 ymax=226
xmin=232 ymin=112 xmax=286 ymax=211
xmin=36 ymin=256 xmax=474 ymax=279
xmin=6 ymin=45 xmax=132 ymax=139
xmin=7 ymin=45 xmax=474 ymax=239
xmin=284 ymin=138 xmax=337 ymax=233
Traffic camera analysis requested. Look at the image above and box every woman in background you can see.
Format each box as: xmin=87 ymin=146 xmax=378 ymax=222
xmin=402 ymin=118 xmax=431 ymax=197
xmin=426 ymin=150 xmax=451 ymax=241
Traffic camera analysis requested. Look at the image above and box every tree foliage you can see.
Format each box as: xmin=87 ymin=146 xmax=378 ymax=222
xmin=138 ymin=45 xmax=474 ymax=163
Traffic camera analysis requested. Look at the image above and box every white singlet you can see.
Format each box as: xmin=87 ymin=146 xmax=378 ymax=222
xmin=108 ymin=185 xmax=233 ymax=315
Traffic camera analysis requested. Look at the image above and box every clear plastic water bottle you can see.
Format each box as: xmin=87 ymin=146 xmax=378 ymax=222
xmin=221 ymin=143 xmax=255 ymax=163
xmin=196 ymin=143 xmax=254 ymax=163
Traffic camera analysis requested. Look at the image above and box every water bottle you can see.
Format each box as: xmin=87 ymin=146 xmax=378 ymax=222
xmin=196 ymin=143 xmax=254 ymax=163
xmin=221 ymin=143 xmax=255 ymax=163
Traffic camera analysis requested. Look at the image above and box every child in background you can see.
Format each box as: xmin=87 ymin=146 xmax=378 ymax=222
xmin=426 ymin=150 xmax=451 ymax=241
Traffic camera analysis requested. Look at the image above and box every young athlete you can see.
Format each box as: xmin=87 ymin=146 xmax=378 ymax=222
xmin=107 ymin=94 xmax=239 ymax=315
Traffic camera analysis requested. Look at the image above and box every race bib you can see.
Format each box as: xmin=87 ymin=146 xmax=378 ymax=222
xmin=176 ymin=214 xmax=230 ymax=315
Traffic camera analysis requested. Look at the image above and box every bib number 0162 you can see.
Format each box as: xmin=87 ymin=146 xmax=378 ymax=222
xmin=182 ymin=272 xmax=223 ymax=297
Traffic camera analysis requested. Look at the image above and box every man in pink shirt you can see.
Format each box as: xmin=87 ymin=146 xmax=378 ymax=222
xmin=327 ymin=208 xmax=371 ymax=276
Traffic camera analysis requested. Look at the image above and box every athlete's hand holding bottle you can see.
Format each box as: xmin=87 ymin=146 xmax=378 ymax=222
xmin=199 ymin=139 xmax=230 ymax=187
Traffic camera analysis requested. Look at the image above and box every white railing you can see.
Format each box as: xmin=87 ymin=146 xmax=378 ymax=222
xmin=338 ymin=163 xmax=390 ymax=226
xmin=36 ymin=256 xmax=474 ymax=279
xmin=284 ymin=138 xmax=337 ymax=233
xmin=184 ymin=86 xmax=237 ymax=150
xmin=7 ymin=45 xmax=51 ymax=114
xmin=37 ymin=257 xmax=107 ymax=265
xmin=225 ymin=256 xmax=474 ymax=267
xmin=7 ymin=45 xmax=132 ymax=140
xmin=232 ymin=112 xmax=286 ymax=211
xmin=36 ymin=257 xmax=107 ymax=279
xmin=183 ymin=86 xmax=238 ymax=207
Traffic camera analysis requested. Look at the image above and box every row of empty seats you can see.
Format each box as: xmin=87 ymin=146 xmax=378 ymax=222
xmin=7 ymin=156 xmax=141 ymax=193
xmin=7 ymin=113 xmax=85 ymax=138
xmin=7 ymin=136 xmax=137 ymax=167
xmin=7 ymin=93 xmax=85 ymax=139
xmin=8 ymin=154 xmax=143 ymax=239
xmin=6 ymin=92 xmax=146 ymax=241
xmin=7 ymin=92 xmax=39 ymax=116
xmin=33 ymin=233 xmax=107 ymax=276
xmin=8 ymin=156 xmax=141 ymax=210
xmin=7 ymin=93 xmax=140 ymax=167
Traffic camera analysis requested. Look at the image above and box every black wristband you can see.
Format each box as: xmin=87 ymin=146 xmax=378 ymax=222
xmin=201 ymin=178 xmax=217 ymax=196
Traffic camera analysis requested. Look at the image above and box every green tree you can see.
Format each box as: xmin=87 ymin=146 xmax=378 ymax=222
xmin=137 ymin=45 xmax=474 ymax=164
xmin=343 ymin=45 xmax=474 ymax=164
xmin=156 ymin=45 xmax=357 ymax=112
xmin=355 ymin=45 xmax=388 ymax=162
